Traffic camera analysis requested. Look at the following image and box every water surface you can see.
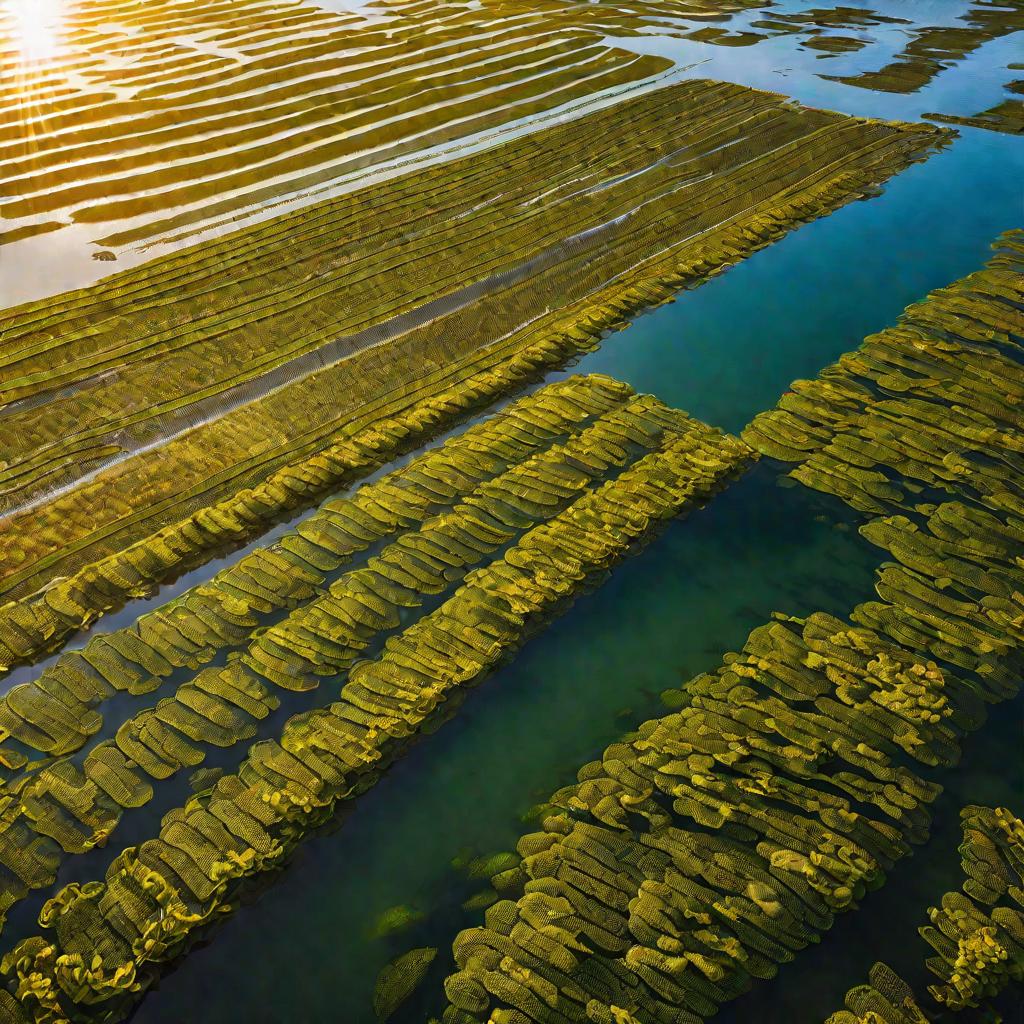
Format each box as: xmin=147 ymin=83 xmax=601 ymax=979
xmin=8 ymin=0 xmax=1021 ymax=1020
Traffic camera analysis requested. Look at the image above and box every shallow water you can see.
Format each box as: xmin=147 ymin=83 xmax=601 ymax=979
xmin=132 ymin=467 xmax=890 ymax=1024
xmin=5 ymin=0 xmax=1023 ymax=1020
xmin=125 ymin=3 xmax=1024 ymax=1022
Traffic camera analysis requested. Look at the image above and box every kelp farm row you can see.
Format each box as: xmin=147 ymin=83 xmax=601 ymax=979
xmin=0 ymin=78 xmax=948 ymax=669
xmin=2 ymin=0 xmax=1016 ymax=261
xmin=349 ymin=232 xmax=1024 ymax=1022
xmin=1 ymin=0 xmax=685 ymax=247
xmin=0 ymin=375 xmax=753 ymax=1023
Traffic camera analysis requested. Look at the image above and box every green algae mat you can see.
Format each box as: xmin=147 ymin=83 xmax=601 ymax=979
xmin=0 ymin=236 xmax=1021 ymax=1023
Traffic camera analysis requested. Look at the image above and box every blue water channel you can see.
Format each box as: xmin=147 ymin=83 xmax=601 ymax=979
xmin=20 ymin=1 xmax=1021 ymax=1020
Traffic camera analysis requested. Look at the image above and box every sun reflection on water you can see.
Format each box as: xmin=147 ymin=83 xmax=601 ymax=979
xmin=3 ymin=0 xmax=67 ymax=65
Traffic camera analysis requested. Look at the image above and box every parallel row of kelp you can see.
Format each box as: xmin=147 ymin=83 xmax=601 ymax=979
xmin=430 ymin=598 xmax=1017 ymax=1023
xmin=0 ymin=374 xmax=749 ymax=926
xmin=0 ymin=314 xmax=612 ymax=672
xmin=2 ymin=0 xmax=1009 ymax=263
xmin=19 ymin=0 xmax=967 ymax=252
xmin=0 ymin=0 xmax=689 ymax=247
xmin=0 ymin=80 xmax=949 ymax=664
xmin=0 ymin=375 xmax=640 ymax=759
xmin=827 ymin=804 xmax=1024 ymax=1022
xmin=742 ymin=228 xmax=1024 ymax=520
xmin=0 ymin=376 xmax=753 ymax=1023
xmin=417 ymin=234 xmax=1024 ymax=1022
xmin=0 ymin=373 xmax=641 ymax=713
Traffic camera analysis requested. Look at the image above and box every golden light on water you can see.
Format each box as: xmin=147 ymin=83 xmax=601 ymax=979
xmin=3 ymin=0 xmax=66 ymax=64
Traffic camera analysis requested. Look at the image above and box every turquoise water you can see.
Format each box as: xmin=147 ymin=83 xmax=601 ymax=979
xmin=48 ymin=1 xmax=1023 ymax=1020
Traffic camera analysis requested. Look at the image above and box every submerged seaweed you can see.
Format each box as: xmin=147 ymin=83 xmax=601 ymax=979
xmin=827 ymin=805 xmax=1024 ymax=1022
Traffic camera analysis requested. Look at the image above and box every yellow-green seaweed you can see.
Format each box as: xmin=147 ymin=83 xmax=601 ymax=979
xmin=0 ymin=78 xmax=948 ymax=669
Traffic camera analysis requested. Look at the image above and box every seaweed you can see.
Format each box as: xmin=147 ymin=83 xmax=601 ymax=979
xmin=374 ymin=947 xmax=438 ymax=1021
xmin=927 ymin=99 xmax=1024 ymax=135
xmin=0 ymin=383 xmax=753 ymax=1022
xmin=826 ymin=962 xmax=931 ymax=1023
xmin=823 ymin=2 xmax=1024 ymax=94
xmin=744 ymin=229 xmax=1024 ymax=522
xmin=826 ymin=805 xmax=1024 ymax=1021
xmin=0 ymin=375 xmax=632 ymax=761
xmin=426 ymin=590 xmax=1021 ymax=1024
xmin=0 ymin=79 xmax=948 ymax=666
xmin=0 ymin=380 xmax=737 ymax=930
xmin=399 ymin=235 xmax=1024 ymax=1023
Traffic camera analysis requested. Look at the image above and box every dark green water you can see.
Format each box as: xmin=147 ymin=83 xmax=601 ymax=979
xmin=104 ymin=1 xmax=1024 ymax=1019
xmin=133 ymin=467 xmax=888 ymax=1024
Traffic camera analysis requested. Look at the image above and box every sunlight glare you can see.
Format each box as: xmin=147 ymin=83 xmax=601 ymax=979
xmin=3 ymin=0 xmax=66 ymax=64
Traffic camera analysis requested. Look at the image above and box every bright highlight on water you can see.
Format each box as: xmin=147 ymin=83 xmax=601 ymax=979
xmin=0 ymin=1 xmax=1020 ymax=1023
xmin=2 ymin=0 xmax=65 ymax=63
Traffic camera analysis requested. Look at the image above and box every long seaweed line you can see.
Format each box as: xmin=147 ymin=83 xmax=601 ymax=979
xmin=0 ymin=380 xmax=711 ymax=933
xmin=0 ymin=80 xmax=942 ymax=527
xmin=1 ymin=0 xmax=698 ymax=245
xmin=0 ymin=374 xmax=634 ymax=735
xmin=0 ymin=387 xmax=750 ymax=1024
xmin=743 ymin=228 xmax=1024 ymax=520
xmin=0 ymin=81 xmax=948 ymax=659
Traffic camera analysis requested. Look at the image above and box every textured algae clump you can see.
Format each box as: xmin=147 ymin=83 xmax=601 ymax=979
xmin=826 ymin=962 xmax=930 ymax=1023
xmin=431 ymin=593 xmax=1019 ymax=1022
xmin=370 ymin=906 xmax=426 ymax=941
xmin=827 ymin=805 xmax=1024 ymax=1022
xmin=0 ymin=377 xmax=745 ymax=934
xmin=744 ymin=229 xmax=1024 ymax=520
xmin=374 ymin=947 xmax=438 ymax=1021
